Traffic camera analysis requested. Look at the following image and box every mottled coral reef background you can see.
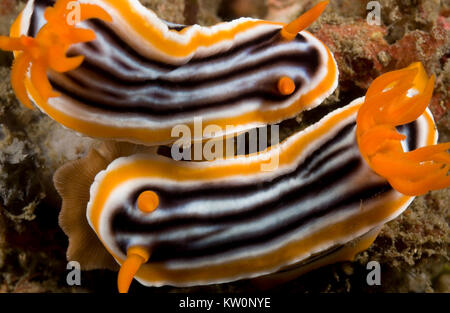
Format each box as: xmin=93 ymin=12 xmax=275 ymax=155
xmin=0 ymin=0 xmax=448 ymax=293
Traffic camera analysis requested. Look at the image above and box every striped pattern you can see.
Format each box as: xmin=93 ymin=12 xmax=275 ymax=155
xmin=87 ymin=99 xmax=435 ymax=286
xmin=111 ymin=121 xmax=387 ymax=262
xmin=50 ymin=22 xmax=319 ymax=116
xmin=17 ymin=0 xmax=337 ymax=145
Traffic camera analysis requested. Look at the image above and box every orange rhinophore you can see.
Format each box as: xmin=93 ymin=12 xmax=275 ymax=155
xmin=277 ymin=76 xmax=296 ymax=95
xmin=118 ymin=246 xmax=151 ymax=293
xmin=356 ymin=62 xmax=450 ymax=196
xmin=280 ymin=1 xmax=329 ymax=40
xmin=0 ymin=0 xmax=111 ymax=109
xmin=137 ymin=191 xmax=160 ymax=214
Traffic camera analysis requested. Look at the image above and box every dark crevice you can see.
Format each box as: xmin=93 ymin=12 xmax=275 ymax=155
xmin=184 ymin=0 xmax=199 ymax=25
xmin=0 ymin=51 xmax=13 ymax=68
xmin=218 ymin=0 xmax=267 ymax=21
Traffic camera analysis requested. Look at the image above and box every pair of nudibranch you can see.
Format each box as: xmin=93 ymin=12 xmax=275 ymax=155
xmin=0 ymin=0 xmax=448 ymax=293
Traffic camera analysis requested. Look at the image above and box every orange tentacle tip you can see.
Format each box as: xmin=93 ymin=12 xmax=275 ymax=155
xmin=277 ymin=76 xmax=296 ymax=96
xmin=0 ymin=0 xmax=112 ymax=109
xmin=356 ymin=62 xmax=450 ymax=196
xmin=281 ymin=1 xmax=329 ymax=40
xmin=118 ymin=246 xmax=150 ymax=293
xmin=137 ymin=190 xmax=159 ymax=213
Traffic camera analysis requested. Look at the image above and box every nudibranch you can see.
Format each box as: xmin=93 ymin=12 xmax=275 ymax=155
xmin=54 ymin=63 xmax=450 ymax=292
xmin=1 ymin=0 xmax=337 ymax=145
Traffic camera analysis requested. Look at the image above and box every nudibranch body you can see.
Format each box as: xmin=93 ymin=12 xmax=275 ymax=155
xmin=3 ymin=0 xmax=337 ymax=145
xmin=54 ymin=63 xmax=450 ymax=291
xmin=85 ymin=102 xmax=432 ymax=287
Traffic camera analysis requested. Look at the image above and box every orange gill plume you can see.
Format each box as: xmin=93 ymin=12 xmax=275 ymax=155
xmin=356 ymin=62 xmax=450 ymax=196
xmin=0 ymin=0 xmax=111 ymax=109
